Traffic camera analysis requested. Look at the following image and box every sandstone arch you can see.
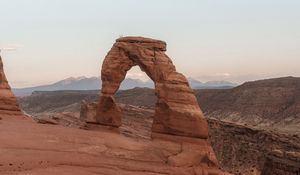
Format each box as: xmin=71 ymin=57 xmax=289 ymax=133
xmin=96 ymin=37 xmax=208 ymax=139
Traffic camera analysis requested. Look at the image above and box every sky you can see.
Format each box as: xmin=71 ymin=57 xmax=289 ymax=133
xmin=0 ymin=0 xmax=300 ymax=88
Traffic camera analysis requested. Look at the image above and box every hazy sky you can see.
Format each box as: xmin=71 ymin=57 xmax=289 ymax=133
xmin=1 ymin=0 xmax=300 ymax=88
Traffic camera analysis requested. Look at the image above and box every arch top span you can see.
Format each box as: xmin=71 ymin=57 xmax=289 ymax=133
xmin=96 ymin=36 xmax=208 ymax=139
xmin=116 ymin=36 xmax=167 ymax=51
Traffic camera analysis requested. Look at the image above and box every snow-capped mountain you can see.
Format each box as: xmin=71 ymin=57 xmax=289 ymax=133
xmin=12 ymin=77 xmax=237 ymax=96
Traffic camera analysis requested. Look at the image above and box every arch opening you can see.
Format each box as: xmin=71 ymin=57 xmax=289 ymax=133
xmin=117 ymin=66 xmax=156 ymax=139
xmin=119 ymin=66 xmax=154 ymax=90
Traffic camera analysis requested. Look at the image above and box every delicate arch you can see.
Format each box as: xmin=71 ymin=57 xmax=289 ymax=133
xmin=96 ymin=37 xmax=208 ymax=139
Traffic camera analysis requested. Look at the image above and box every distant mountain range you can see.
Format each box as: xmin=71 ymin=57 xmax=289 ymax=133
xmin=187 ymin=78 xmax=238 ymax=89
xmin=12 ymin=76 xmax=238 ymax=96
xmin=18 ymin=76 xmax=300 ymax=135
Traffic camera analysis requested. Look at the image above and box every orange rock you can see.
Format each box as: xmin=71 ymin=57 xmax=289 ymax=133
xmin=80 ymin=101 xmax=98 ymax=123
xmin=94 ymin=37 xmax=208 ymax=139
xmin=0 ymin=55 xmax=22 ymax=115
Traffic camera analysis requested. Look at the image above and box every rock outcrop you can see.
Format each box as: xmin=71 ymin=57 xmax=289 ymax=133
xmin=93 ymin=36 xmax=208 ymax=139
xmin=0 ymin=55 xmax=22 ymax=115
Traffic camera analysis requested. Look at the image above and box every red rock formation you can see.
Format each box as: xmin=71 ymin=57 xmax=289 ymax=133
xmin=94 ymin=37 xmax=208 ymax=139
xmin=0 ymin=109 xmax=230 ymax=175
xmin=0 ymin=55 xmax=22 ymax=115
xmin=80 ymin=101 xmax=98 ymax=122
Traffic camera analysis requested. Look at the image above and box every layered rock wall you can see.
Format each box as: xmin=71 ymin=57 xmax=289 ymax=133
xmin=0 ymin=55 xmax=22 ymax=115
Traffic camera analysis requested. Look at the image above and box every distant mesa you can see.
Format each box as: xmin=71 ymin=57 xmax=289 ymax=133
xmin=0 ymin=55 xmax=22 ymax=115
xmin=197 ymin=76 xmax=300 ymax=134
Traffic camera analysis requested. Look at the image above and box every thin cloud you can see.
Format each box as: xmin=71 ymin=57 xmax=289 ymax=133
xmin=2 ymin=47 xmax=17 ymax=51
xmin=0 ymin=44 xmax=24 ymax=52
xmin=126 ymin=72 xmax=150 ymax=82
xmin=215 ymin=73 xmax=231 ymax=77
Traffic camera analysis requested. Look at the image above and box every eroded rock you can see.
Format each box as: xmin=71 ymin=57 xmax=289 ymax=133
xmin=78 ymin=37 xmax=228 ymax=174
xmin=93 ymin=36 xmax=208 ymax=139
xmin=0 ymin=55 xmax=22 ymax=115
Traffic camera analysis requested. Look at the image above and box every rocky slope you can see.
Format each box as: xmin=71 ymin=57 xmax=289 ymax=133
xmin=18 ymin=88 xmax=156 ymax=114
xmin=208 ymin=119 xmax=300 ymax=175
xmin=197 ymin=76 xmax=300 ymax=135
xmin=19 ymin=90 xmax=99 ymax=114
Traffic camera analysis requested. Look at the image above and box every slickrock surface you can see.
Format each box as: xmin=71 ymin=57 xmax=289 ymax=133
xmin=0 ymin=114 xmax=228 ymax=175
xmin=0 ymin=56 xmax=22 ymax=115
xmin=95 ymin=36 xmax=208 ymax=139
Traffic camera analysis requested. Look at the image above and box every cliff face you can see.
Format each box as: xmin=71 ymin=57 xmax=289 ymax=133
xmin=208 ymin=119 xmax=300 ymax=175
xmin=0 ymin=56 xmax=22 ymax=115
